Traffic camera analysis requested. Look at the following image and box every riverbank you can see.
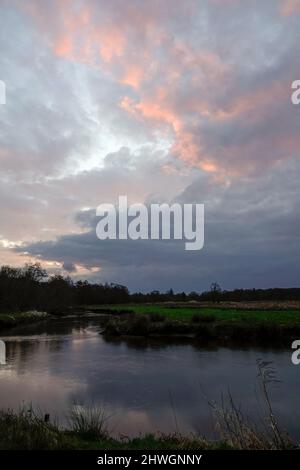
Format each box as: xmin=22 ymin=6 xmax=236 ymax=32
xmin=87 ymin=304 xmax=300 ymax=345
xmin=0 ymin=311 xmax=48 ymax=331
xmin=0 ymin=405 xmax=294 ymax=450
xmin=0 ymin=409 xmax=220 ymax=450
xmin=2 ymin=302 xmax=300 ymax=345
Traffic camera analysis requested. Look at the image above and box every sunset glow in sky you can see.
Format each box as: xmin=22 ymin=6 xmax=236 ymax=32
xmin=0 ymin=0 xmax=299 ymax=291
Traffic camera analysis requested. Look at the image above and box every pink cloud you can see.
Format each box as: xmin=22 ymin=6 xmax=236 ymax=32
xmin=20 ymin=0 xmax=300 ymax=180
xmin=280 ymin=0 xmax=300 ymax=16
xmin=215 ymin=80 xmax=289 ymax=123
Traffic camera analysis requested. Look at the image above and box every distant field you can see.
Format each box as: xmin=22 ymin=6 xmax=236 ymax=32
xmin=85 ymin=304 xmax=300 ymax=326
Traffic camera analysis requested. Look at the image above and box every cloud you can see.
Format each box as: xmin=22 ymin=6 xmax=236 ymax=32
xmin=17 ymin=0 xmax=300 ymax=179
xmin=280 ymin=0 xmax=300 ymax=16
xmin=14 ymin=158 xmax=300 ymax=291
xmin=0 ymin=0 xmax=299 ymax=289
xmin=0 ymin=1 xmax=296 ymax=181
xmin=62 ymin=261 xmax=77 ymax=273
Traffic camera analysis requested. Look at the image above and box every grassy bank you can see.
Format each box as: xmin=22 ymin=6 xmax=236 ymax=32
xmin=0 ymin=311 xmax=48 ymax=330
xmin=0 ymin=404 xmax=292 ymax=450
xmin=83 ymin=304 xmax=300 ymax=344
xmin=95 ymin=303 xmax=300 ymax=322
xmin=0 ymin=408 xmax=224 ymax=450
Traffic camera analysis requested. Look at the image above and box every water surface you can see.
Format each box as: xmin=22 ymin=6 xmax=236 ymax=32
xmin=0 ymin=316 xmax=299 ymax=439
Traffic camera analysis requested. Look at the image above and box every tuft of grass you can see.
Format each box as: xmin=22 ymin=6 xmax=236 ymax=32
xmin=68 ymin=405 xmax=110 ymax=440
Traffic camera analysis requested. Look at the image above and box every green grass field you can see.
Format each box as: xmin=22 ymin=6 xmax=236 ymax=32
xmin=87 ymin=304 xmax=300 ymax=326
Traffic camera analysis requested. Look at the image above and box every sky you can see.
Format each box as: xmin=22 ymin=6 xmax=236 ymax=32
xmin=0 ymin=0 xmax=299 ymax=292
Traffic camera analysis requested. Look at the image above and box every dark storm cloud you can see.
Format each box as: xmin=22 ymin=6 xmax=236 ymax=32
xmin=15 ymin=158 xmax=300 ymax=291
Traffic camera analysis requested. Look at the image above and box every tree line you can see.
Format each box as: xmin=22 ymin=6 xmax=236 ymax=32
xmin=0 ymin=263 xmax=299 ymax=313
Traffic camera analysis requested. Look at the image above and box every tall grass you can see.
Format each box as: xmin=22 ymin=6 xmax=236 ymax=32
xmin=0 ymin=407 xmax=66 ymax=450
xmin=68 ymin=405 xmax=110 ymax=440
xmin=209 ymin=360 xmax=293 ymax=450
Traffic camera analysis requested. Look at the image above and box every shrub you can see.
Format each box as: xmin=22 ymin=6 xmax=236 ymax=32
xmin=195 ymin=324 xmax=215 ymax=339
xmin=191 ymin=313 xmax=216 ymax=324
xmin=126 ymin=314 xmax=151 ymax=336
xmin=148 ymin=312 xmax=166 ymax=323
xmin=104 ymin=317 xmax=123 ymax=335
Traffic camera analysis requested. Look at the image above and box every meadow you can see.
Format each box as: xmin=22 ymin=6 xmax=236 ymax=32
xmin=85 ymin=303 xmax=300 ymax=344
xmin=98 ymin=304 xmax=300 ymax=324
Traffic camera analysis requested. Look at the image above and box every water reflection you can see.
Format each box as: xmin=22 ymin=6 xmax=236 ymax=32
xmin=0 ymin=317 xmax=299 ymax=439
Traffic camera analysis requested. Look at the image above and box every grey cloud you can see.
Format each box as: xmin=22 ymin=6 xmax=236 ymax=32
xmin=62 ymin=261 xmax=77 ymax=273
xmin=15 ymin=159 xmax=300 ymax=291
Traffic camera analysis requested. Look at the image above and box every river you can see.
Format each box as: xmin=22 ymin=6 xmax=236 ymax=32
xmin=0 ymin=316 xmax=299 ymax=440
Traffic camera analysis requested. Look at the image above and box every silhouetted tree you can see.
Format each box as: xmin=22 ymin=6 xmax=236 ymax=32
xmin=0 ymin=263 xmax=299 ymax=314
xmin=210 ymin=282 xmax=222 ymax=303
